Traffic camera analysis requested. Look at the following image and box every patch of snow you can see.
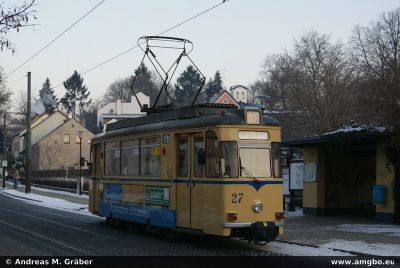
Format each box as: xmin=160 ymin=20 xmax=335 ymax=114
xmin=0 ymin=189 xmax=98 ymax=218
xmin=266 ymin=241 xmax=353 ymax=256
xmin=31 ymin=185 xmax=89 ymax=199
xmin=321 ymin=240 xmax=400 ymax=256
xmin=333 ymin=224 xmax=400 ymax=238
xmin=323 ymin=125 xmax=387 ymax=136
xmin=285 ymin=207 xmax=304 ymax=218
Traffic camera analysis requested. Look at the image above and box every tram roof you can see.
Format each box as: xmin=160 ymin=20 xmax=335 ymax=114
xmin=92 ymin=105 xmax=280 ymax=142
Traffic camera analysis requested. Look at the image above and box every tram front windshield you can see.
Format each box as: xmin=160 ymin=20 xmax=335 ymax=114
xmin=239 ymin=147 xmax=272 ymax=178
xmin=219 ymin=142 xmax=272 ymax=178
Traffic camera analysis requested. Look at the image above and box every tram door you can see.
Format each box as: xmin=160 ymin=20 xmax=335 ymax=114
xmin=176 ymin=133 xmax=204 ymax=229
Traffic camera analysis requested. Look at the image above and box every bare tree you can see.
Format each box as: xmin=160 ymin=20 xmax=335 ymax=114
xmin=286 ymin=31 xmax=356 ymax=135
xmin=0 ymin=66 xmax=11 ymax=116
xmin=351 ymin=8 xmax=400 ymax=223
xmin=351 ymin=8 xmax=400 ymax=127
xmin=15 ymin=90 xmax=27 ymax=125
xmin=251 ymin=32 xmax=356 ymax=137
xmin=39 ymin=138 xmax=62 ymax=170
xmin=250 ymin=54 xmax=291 ymax=110
xmin=104 ymin=77 xmax=132 ymax=103
xmin=0 ymin=0 xmax=37 ymax=53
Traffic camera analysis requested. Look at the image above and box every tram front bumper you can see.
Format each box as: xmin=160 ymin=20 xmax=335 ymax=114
xmin=224 ymin=221 xmax=282 ymax=245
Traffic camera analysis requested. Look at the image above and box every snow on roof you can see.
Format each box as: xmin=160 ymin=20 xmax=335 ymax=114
xmin=323 ymin=124 xmax=388 ymax=137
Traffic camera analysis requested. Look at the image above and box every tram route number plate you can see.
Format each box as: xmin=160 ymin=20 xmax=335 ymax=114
xmin=163 ymin=134 xmax=171 ymax=144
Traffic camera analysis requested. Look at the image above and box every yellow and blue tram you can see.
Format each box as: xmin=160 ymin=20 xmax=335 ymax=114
xmin=89 ymin=105 xmax=284 ymax=244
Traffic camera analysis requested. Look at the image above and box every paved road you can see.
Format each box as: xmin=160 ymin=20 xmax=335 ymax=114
xmin=0 ymin=192 xmax=280 ymax=256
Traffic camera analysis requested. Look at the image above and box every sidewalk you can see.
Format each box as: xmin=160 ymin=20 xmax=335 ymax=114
xmin=2 ymin=181 xmax=88 ymax=205
xmin=279 ymin=208 xmax=400 ymax=256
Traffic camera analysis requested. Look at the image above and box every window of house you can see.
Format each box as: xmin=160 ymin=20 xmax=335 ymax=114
xmin=105 ymin=141 xmax=120 ymax=176
xmin=75 ymin=135 xmax=81 ymax=144
xmin=223 ymin=99 xmax=228 ymax=104
xmin=242 ymin=92 xmax=245 ymax=100
xmin=236 ymin=92 xmax=239 ymax=100
xmin=121 ymin=139 xmax=139 ymax=176
xmin=140 ymin=136 xmax=160 ymax=176
xmin=63 ymin=134 xmax=70 ymax=144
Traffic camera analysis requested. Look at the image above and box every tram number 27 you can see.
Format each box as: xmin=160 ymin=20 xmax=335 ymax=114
xmin=232 ymin=193 xmax=244 ymax=203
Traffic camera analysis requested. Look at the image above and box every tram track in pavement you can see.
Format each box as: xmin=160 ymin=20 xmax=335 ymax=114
xmin=0 ymin=219 xmax=94 ymax=256
xmin=0 ymin=206 xmax=164 ymax=255
xmin=0 ymin=191 xmax=281 ymax=256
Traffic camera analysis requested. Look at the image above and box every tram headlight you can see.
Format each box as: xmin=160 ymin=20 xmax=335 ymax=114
xmin=253 ymin=201 xmax=263 ymax=213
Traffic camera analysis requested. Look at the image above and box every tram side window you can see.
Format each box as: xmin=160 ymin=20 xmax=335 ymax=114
xmin=140 ymin=137 xmax=161 ymax=176
xmin=206 ymin=131 xmax=220 ymax=178
xmin=99 ymin=143 xmax=104 ymax=177
xmin=194 ymin=133 xmax=205 ymax=177
xmin=178 ymin=136 xmax=189 ymax=177
xmin=272 ymin=142 xmax=282 ymax=178
xmin=121 ymin=140 xmax=139 ymax=176
xmin=220 ymin=142 xmax=238 ymax=177
xmin=105 ymin=141 xmax=120 ymax=176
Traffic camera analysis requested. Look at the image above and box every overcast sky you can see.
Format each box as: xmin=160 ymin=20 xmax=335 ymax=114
xmin=2 ymin=0 xmax=400 ymax=107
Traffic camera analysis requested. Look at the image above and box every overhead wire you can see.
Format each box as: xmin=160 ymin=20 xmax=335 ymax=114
xmin=5 ymin=0 xmax=106 ymax=79
xmin=80 ymin=0 xmax=229 ymax=76
xmin=21 ymin=0 xmax=230 ymax=99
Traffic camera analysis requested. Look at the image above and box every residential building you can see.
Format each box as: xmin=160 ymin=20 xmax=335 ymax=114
xmin=15 ymin=110 xmax=93 ymax=171
xmin=229 ymin=85 xmax=249 ymax=103
xmin=211 ymin=90 xmax=239 ymax=107
xmin=32 ymin=118 xmax=93 ymax=171
xmin=97 ymin=93 xmax=149 ymax=130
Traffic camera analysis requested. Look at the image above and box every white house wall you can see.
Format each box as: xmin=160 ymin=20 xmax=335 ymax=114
xmin=97 ymin=93 xmax=149 ymax=126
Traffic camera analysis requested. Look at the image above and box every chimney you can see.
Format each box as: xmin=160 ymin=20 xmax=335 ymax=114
xmin=116 ymin=99 xmax=122 ymax=115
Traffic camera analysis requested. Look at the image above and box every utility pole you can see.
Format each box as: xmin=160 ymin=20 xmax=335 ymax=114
xmin=2 ymin=113 xmax=6 ymax=188
xmin=26 ymin=72 xmax=32 ymax=194
xmin=77 ymin=130 xmax=84 ymax=195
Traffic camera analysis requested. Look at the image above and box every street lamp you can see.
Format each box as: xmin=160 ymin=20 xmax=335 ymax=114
xmin=76 ymin=130 xmax=84 ymax=196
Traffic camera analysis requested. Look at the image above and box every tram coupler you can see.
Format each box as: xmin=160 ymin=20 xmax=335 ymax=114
xmin=249 ymin=221 xmax=278 ymax=245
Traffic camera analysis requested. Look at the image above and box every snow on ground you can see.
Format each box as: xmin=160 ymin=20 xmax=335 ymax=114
xmin=265 ymin=241 xmax=353 ymax=256
xmin=332 ymin=224 xmax=400 ymax=238
xmin=0 ymin=189 xmax=96 ymax=218
xmin=5 ymin=180 xmax=89 ymax=199
xmin=285 ymin=207 xmax=304 ymax=218
xmin=31 ymin=185 xmax=89 ymax=199
xmin=321 ymin=240 xmax=400 ymax=256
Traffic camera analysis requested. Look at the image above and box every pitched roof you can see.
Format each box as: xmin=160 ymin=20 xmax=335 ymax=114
xmin=20 ymin=110 xmax=68 ymax=136
xmin=211 ymin=90 xmax=239 ymax=106
xmin=34 ymin=118 xmax=94 ymax=145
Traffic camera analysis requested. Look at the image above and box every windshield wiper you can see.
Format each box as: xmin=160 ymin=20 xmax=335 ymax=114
xmin=239 ymin=157 xmax=259 ymax=182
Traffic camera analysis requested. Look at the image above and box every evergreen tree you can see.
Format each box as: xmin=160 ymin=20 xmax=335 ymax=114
xmin=38 ymin=78 xmax=58 ymax=113
xmin=60 ymin=70 xmax=91 ymax=119
xmin=133 ymin=64 xmax=158 ymax=106
xmin=204 ymin=71 xmax=224 ymax=102
xmin=174 ymin=65 xmax=203 ymax=107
